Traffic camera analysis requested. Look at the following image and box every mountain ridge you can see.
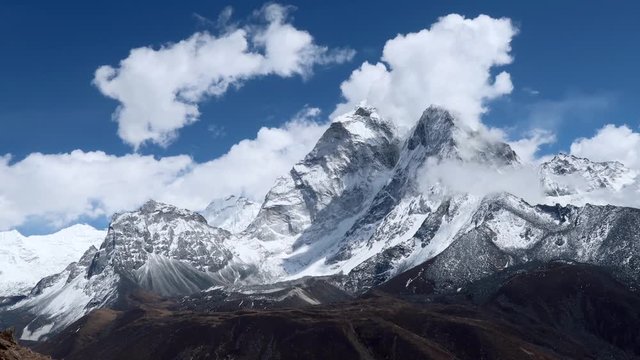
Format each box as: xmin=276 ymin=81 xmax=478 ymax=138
xmin=3 ymin=104 xmax=640 ymax=346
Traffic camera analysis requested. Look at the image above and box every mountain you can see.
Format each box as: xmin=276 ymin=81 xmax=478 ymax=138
xmin=375 ymin=192 xmax=640 ymax=297
xmin=4 ymin=105 xmax=640 ymax=348
xmin=200 ymin=195 xmax=260 ymax=233
xmin=232 ymin=105 xmax=519 ymax=284
xmin=540 ymin=153 xmax=637 ymax=196
xmin=1 ymin=201 xmax=247 ymax=340
xmin=0 ymin=224 xmax=105 ymax=298
xmin=237 ymin=106 xmax=401 ymax=280
xmin=329 ymin=106 xmax=518 ymax=292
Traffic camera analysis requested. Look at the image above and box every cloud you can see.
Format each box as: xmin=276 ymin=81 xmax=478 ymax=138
xmin=0 ymin=107 xmax=327 ymax=231
xmin=1 ymin=12 xmax=521 ymax=230
xmin=94 ymin=3 xmax=353 ymax=149
xmin=207 ymin=124 xmax=227 ymax=139
xmin=0 ymin=152 xmax=192 ymax=230
xmin=570 ymin=124 xmax=640 ymax=170
xmin=161 ymin=106 xmax=327 ymax=210
xmin=419 ymin=158 xmax=546 ymax=204
xmin=508 ymin=129 xmax=556 ymax=163
xmin=332 ymin=14 xmax=517 ymax=132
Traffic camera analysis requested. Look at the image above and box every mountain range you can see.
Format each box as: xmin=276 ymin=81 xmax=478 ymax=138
xmin=1 ymin=105 xmax=639 ymax=359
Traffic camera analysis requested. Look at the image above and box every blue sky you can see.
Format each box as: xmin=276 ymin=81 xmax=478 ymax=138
xmin=2 ymin=0 xmax=638 ymax=160
xmin=1 ymin=0 xmax=639 ymax=233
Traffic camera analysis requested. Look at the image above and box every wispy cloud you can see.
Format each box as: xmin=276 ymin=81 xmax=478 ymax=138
xmin=522 ymin=87 xmax=540 ymax=96
xmin=524 ymin=93 xmax=613 ymax=130
xmin=508 ymin=128 xmax=556 ymax=163
xmin=207 ymin=124 xmax=227 ymax=139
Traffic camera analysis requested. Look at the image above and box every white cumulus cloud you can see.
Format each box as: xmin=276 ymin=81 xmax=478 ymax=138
xmin=94 ymin=3 xmax=353 ymax=149
xmin=332 ymin=14 xmax=517 ymax=132
xmin=570 ymin=124 xmax=640 ymax=170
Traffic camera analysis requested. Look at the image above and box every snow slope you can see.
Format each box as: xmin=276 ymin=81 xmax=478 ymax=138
xmin=200 ymin=195 xmax=260 ymax=233
xmin=0 ymin=224 xmax=105 ymax=297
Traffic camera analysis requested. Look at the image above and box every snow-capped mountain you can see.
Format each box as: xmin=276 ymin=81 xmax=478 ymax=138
xmin=5 ymin=105 xmax=640 ymax=343
xmin=4 ymin=201 xmax=250 ymax=340
xmin=541 ymin=153 xmax=637 ymax=196
xmin=324 ymin=106 xmax=518 ymax=275
xmin=238 ymin=106 xmax=400 ymax=280
xmin=200 ymin=195 xmax=260 ymax=233
xmin=381 ymin=192 xmax=640 ymax=296
xmin=0 ymin=224 xmax=105 ymax=297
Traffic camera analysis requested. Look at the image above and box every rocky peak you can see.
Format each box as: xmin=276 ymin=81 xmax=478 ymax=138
xmin=406 ymin=106 xmax=457 ymax=156
xmin=133 ymin=199 xmax=208 ymax=225
xmin=404 ymin=106 xmax=518 ymax=166
xmin=90 ymin=201 xmax=231 ymax=278
xmin=543 ymin=153 xmax=625 ymax=174
xmin=307 ymin=105 xmax=397 ymax=164
xmin=540 ymin=153 xmax=636 ymax=195
xmin=246 ymin=106 xmax=400 ymax=241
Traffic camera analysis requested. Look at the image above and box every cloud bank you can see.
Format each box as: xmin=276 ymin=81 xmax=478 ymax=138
xmin=420 ymin=123 xmax=640 ymax=211
xmin=94 ymin=4 xmax=353 ymax=149
xmin=333 ymin=14 xmax=517 ymax=132
xmin=0 ymin=107 xmax=326 ymax=231
xmin=419 ymin=158 xmax=546 ymax=205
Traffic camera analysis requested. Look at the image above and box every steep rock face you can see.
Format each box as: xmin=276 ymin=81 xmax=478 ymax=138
xmin=4 ymin=201 xmax=240 ymax=341
xmin=329 ymin=106 xmax=519 ymax=286
xmin=200 ymin=195 xmax=260 ymax=233
xmin=540 ymin=153 xmax=636 ymax=196
xmin=239 ymin=106 xmax=401 ymax=278
xmin=0 ymin=329 xmax=50 ymax=360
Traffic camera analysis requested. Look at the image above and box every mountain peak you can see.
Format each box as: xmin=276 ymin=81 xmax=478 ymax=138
xmin=541 ymin=152 xmax=636 ymax=195
xmin=354 ymin=105 xmax=374 ymax=117
xmin=546 ymin=153 xmax=626 ymax=170
xmin=407 ymin=106 xmax=457 ymax=155
xmin=405 ymin=105 xmax=518 ymax=165
xmin=127 ymin=199 xmax=209 ymax=225
xmin=304 ymin=106 xmax=397 ymax=165
xmin=139 ymin=199 xmax=174 ymax=213
xmin=329 ymin=105 xmax=395 ymax=142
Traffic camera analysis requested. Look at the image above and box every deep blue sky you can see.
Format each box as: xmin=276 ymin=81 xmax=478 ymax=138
xmin=1 ymin=0 xmax=639 ymax=162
